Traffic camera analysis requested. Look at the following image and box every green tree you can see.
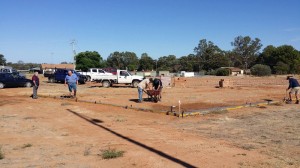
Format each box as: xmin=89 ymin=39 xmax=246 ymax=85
xmin=75 ymin=51 xmax=103 ymax=71
xmin=215 ymin=68 xmax=230 ymax=76
xmin=259 ymin=45 xmax=300 ymax=74
xmin=138 ymin=53 xmax=154 ymax=71
xmin=122 ymin=52 xmax=139 ymax=71
xmin=274 ymin=61 xmax=289 ymax=74
xmin=231 ymin=36 xmax=262 ymax=70
xmin=107 ymin=51 xmax=139 ymax=71
xmin=157 ymin=55 xmax=179 ymax=72
xmin=257 ymin=45 xmax=277 ymax=70
xmin=178 ymin=54 xmax=197 ymax=71
xmin=0 ymin=54 xmax=6 ymax=65
xmin=225 ymin=51 xmax=243 ymax=67
xmin=194 ymin=39 xmax=226 ymax=71
xmin=107 ymin=51 xmax=123 ymax=69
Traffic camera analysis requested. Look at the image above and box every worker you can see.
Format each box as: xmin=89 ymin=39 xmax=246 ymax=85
xmin=286 ymin=76 xmax=300 ymax=104
xmin=137 ymin=78 xmax=153 ymax=103
xmin=153 ymin=77 xmax=163 ymax=101
xmin=31 ymin=71 xmax=40 ymax=99
xmin=65 ymin=70 xmax=78 ymax=98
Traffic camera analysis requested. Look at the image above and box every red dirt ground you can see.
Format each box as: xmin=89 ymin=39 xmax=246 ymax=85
xmin=0 ymin=76 xmax=299 ymax=167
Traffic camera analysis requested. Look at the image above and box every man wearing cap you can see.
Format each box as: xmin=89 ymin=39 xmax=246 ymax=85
xmin=286 ymin=76 xmax=300 ymax=104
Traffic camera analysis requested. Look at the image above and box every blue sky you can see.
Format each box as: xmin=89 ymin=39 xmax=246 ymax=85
xmin=1 ymin=0 xmax=300 ymax=64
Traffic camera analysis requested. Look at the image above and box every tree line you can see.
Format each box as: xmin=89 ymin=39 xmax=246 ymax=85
xmin=75 ymin=35 xmax=300 ymax=75
xmin=1 ymin=35 xmax=300 ymax=75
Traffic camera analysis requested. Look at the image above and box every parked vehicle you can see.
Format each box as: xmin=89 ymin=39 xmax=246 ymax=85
xmin=0 ymin=73 xmax=33 ymax=89
xmin=102 ymin=67 xmax=117 ymax=75
xmin=78 ymin=68 xmax=113 ymax=81
xmin=43 ymin=70 xmax=54 ymax=77
xmin=0 ymin=66 xmax=17 ymax=73
xmin=93 ymin=70 xmax=144 ymax=88
xmin=48 ymin=68 xmax=87 ymax=84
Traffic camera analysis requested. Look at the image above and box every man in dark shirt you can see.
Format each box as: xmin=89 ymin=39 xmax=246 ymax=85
xmin=286 ymin=76 xmax=300 ymax=104
xmin=32 ymin=72 xmax=39 ymax=99
xmin=153 ymin=77 xmax=163 ymax=101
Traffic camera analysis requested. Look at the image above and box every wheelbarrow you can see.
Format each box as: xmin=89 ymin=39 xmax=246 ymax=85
xmin=144 ymin=89 xmax=161 ymax=103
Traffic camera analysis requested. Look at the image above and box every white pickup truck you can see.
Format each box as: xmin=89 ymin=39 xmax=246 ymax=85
xmin=78 ymin=68 xmax=113 ymax=81
xmin=93 ymin=70 xmax=144 ymax=88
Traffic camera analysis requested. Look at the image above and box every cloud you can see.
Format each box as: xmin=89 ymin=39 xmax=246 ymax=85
xmin=290 ymin=37 xmax=300 ymax=42
xmin=284 ymin=28 xmax=300 ymax=32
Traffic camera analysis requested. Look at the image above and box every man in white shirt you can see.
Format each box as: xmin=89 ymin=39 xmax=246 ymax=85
xmin=137 ymin=78 xmax=153 ymax=103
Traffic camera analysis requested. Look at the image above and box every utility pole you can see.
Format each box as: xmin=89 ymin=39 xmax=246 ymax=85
xmin=70 ymin=39 xmax=77 ymax=69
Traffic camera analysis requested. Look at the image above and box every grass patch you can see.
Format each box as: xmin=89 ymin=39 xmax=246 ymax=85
xmin=101 ymin=148 xmax=124 ymax=159
xmin=22 ymin=143 xmax=32 ymax=149
xmin=0 ymin=146 xmax=4 ymax=160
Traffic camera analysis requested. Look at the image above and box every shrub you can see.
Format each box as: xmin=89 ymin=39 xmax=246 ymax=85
xmin=274 ymin=61 xmax=289 ymax=74
xmin=205 ymin=70 xmax=216 ymax=75
xmin=250 ymin=64 xmax=272 ymax=76
xmin=215 ymin=68 xmax=230 ymax=76
xmin=101 ymin=148 xmax=124 ymax=159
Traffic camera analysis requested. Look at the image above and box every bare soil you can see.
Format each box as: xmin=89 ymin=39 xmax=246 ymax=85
xmin=0 ymin=76 xmax=299 ymax=168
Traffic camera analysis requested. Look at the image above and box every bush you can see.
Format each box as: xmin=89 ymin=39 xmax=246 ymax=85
xmin=205 ymin=70 xmax=216 ymax=75
xmin=250 ymin=64 xmax=272 ymax=76
xmin=215 ymin=68 xmax=230 ymax=76
xmin=101 ymin=148 xmax=124 ymax=159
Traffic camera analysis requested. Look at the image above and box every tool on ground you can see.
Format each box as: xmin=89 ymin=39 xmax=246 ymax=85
xmin=283 ymin=90 xmax=289 ymax=103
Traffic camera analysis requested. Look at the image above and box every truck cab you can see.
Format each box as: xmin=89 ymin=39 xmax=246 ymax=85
xmin=93 ymin=70 xmax=144 ymax=88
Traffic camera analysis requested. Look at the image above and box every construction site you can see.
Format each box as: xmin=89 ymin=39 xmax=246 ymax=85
xmin=0 ymin=75 xmax=299 ymax=168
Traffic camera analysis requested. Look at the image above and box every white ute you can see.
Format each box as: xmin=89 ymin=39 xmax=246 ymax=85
xmin=93 ymin=70 xmax=144 ymax=88
xmin=78 ymin=68 xmax=113 ymax=81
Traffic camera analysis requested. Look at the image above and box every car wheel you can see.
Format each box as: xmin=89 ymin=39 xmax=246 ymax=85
xmin=0 ymin=82 xmax=4 ymax=89
xmin=48 ymin=77 xmax=55 ymax=83
xmin=79 ymin=80 xmax=86 ymax=84
xmin=132 ymin=80 xmax=139 ymax=88
xmin=86 ymin=76 xmax=91 ymax=82
xmin=25 ymin=82 xmax=32 ymax=88
xmin=102 ymin=81 xmax=110 ymax=88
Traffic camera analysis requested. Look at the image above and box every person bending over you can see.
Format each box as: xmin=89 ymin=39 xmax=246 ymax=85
xmin=286 ymin=76 xmax=300 ymax=104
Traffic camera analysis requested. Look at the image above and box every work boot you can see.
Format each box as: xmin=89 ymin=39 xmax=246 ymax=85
xmin=296 ymin=100 xmax=299 ymax=104
xmin=286 ymin=100 xmax=292 ymax=104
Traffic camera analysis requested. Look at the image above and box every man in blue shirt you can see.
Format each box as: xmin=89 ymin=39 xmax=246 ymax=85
xmin=286 ymin=76 xmax=300 ymax=104
xmin=65 ymin=70 xmax=78 ymax=97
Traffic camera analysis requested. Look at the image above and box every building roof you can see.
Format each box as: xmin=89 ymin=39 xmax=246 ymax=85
xmin=221 ymin=67 xmax=242 ymax=72
xmin=41 ymin=64 xmax=74 ymax=70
